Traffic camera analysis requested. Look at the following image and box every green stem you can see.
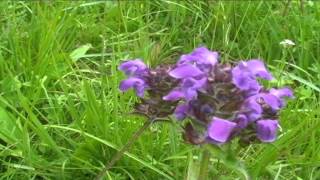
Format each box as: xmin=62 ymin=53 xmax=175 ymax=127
xmin=95 ymin=120 xmax=153 ymax=180
xmin=198 ymin=148 xmax=211 ymax=180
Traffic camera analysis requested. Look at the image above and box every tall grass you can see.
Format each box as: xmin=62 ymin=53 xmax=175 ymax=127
xmin=0 ymin=1 xmax=319 ymax=179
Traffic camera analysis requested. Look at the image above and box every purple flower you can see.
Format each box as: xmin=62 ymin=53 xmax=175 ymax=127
xmin=118 ymin=59 xmax=147 ymax=76
xmin=118 ymin=48 xmax=294 ymax=146
xmin=245 ymin=60 xmax=273 ymax=80
xmin=232 ymin=60 xmax=272 ymax=91
xmin=174 ymin=104 xmax=190 ymax=120
xmin=119 ymin=77 xmax=148 ymax=97
xmin=166 ymin=47 xmax=217 ymax=102
xmin=169 ymin=64 xmax=203 ymax=79
xmin=241 ymin=96 xmax=263 ymax=121
xmin=232 ymin=67 xmax=260 ymax=91
xmin=178 ymin=47 xmax=218 ymax=72
xmin=270 ymin=87 xmax=293 ymax=98
xmin=118 ymin=59 xmax=150 ymax=97
xmin=256 ymin=88 xmax=294 ymax=110
xmin=259 ymin=93 xmax=282 ymax=110
xmin=163 ymin=90 xmax=185 ymax=101
xmin=207 ymin=117 xmax=237 ymax=143
xmin=256 ymin=120 xmax=279 ymax=142
xmin=235 ymin=114 xmax=249 ymax=129
xmin=269 ymin=87 xmax=294 ymax=108
xmin=163 ymin=77 xmax=207 ymax=101
xmin=181 ymin=77 xmax=207 ymax=100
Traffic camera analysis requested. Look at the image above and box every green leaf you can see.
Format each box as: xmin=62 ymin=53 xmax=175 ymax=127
xmin=45 ymin=124 xmax=174 ymax=180
xmin=185 ymin=152 xmax=199 ymax=180
xmin=0 ymin=107 xmax=21 ymax=144
xmin=0 ymin=76 xmax=22 ymax=92
xmin=287 ymin=73 xmax=320 ymax=93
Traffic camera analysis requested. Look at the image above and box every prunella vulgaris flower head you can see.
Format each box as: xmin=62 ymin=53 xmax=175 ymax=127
xmin=119 ymin=47 xmax=294 ymax=146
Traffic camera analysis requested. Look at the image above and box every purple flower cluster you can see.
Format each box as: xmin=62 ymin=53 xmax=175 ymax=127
xmin=119 ymin=47 xmax=293 ymax=145
xmin=119 ymin=59 xmax=149 ymax=97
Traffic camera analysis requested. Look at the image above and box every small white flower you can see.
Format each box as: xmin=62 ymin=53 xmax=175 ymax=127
xmin=280 ymin=39 xmax=296 ymax=47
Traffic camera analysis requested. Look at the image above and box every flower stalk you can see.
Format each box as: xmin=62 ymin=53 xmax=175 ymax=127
xmin=95 ymin=119 xmax=153 ymax=180
xmin=198 ymin=148 xmax=211 ymax=180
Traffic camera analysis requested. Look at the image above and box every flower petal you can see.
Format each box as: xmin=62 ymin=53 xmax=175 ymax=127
xmin=270 ymin=87 xmax=294 ymax=99
xmin=260 ymin=93 xmax=281 ymax=110
xmin=246 ymin=60 xmax=273 ymax=80
xmin=177 ymin=54 xmax=196 ymax=65
xmin=184 ymin=89 xmax=198 ymax=101
xmin=118 ymin=59 xmax=147 ymax=76
xmin=232 ymin=60 xmax=272 ymax=91
xmin=181 ymin=77 xmax=207 ymax=90
xmin=163 ymin=90 xmax=184 ymax=101
xmin=194 ymin=47 xmax=219 ymax=66
xmin=169 ymin=64 xmax=203 ymax=79
xmin=235 ymin=114 xmax=249 ymax=129
xmin=119 ymin=77 xmax=147 ymax=97
xmin=232 ymin=65 xmax=260 ymax=90
xmin=174 ymin=104 xmax=189 ymax=120
xmin=242 ymin=97 xmax=263 ymax=121
xmin=244 ymin=84 xmax=262 ymax=97
xmin=181 ymin=77 xmax=207 ymax=100
xmin=178 ymin=47 xmax=218 ymax=65
xmin=256 ymin=120 xmax=279 ymax=142
xmin=135 ymin=84 xmax=146 ymax=97
xmin=178 ymin=47 xmax=219 ymax=72
xmin=207 ymin=117 xmax=237 ymax=143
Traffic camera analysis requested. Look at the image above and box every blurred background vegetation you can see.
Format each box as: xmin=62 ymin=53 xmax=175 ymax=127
xmin=0 ymin=1 xmax=319 ymax=179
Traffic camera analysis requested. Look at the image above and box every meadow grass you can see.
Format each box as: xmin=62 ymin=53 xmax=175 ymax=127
xmin=0 ymin=1 xmax=319 ymax=179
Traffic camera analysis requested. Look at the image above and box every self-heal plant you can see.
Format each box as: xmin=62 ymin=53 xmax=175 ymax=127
xmin=96 ymin=47 xmax=293 ymax=180
xmin=162 ymin=48 xmax=293 ymax=145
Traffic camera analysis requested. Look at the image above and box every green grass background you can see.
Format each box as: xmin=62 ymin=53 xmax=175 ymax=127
xmin=0 ymin=1 xmax=319 ymax=179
